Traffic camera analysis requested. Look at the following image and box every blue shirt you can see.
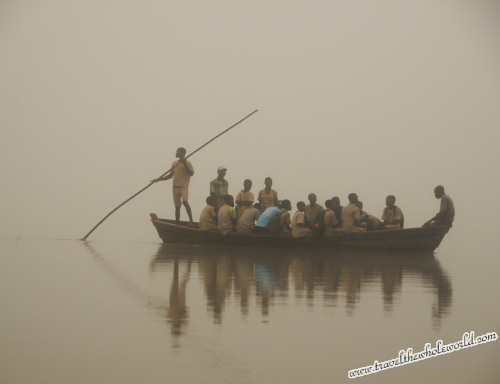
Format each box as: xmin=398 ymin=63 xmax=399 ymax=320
xmin=255 ymin=206 xmax=279 ymax=227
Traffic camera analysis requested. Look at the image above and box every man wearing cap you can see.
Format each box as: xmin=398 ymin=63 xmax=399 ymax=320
xmin=210 ymin=166 xmax=229 ymax=211
xmin=152 ymin=147 xmax=194 ymax=224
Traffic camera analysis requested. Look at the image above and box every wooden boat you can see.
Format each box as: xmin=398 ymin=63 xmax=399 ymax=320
xmin=150 ymin=213 xmax=451 ymax=251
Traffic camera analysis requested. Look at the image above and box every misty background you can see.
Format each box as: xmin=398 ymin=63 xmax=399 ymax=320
xmin=1 ymin=1 xmax=499 ymax=242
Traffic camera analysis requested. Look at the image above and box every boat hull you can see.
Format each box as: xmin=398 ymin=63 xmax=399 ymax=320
xmin=150 ymin=214 xmax=450 ymax=252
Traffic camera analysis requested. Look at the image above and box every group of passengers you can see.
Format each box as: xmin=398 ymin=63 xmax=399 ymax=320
xmin=200 ymin=173 xmax=407 ymax=238
xmin=152 ymin=149 xmax=454 ymax=237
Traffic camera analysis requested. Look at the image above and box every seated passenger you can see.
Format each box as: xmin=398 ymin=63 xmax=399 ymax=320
xmin=267 ymin=200 xmax=293 ymax=236
xmin=235 ymin=179 xmax=254 ymax=220
xmin=279 ymin=199 xmax=292 ymax=237
xmin=331 ymin=196 xmax=343 ymax=228
xmin=236 ymin=203 xmax=261 ymax=234
xmin=199 ymin=196 xmax=218 ymax=231
xmin=324 ymin=200 xmax=342 ymax=236
xmin=381 ymin=195 xmax=403 ymax=230
xmin=423 ymin=185 xmax=455 ymax=227
xmin=291 ymin=201 xmax=313 ymax=238
xmin=341 ymin=193 xmax=366 ymax=233
xmin=356 ymin=201 xmax=382 ymax=231
xmin=218 ymin=195 xmax=236 ymax=235
xmin=254 ymin=202 xmax=280 ymax=234
xmin=304 ymin=193 xmax=324 ymax=230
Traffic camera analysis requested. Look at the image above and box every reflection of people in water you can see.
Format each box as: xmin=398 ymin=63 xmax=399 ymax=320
xmin=167 ymin=258 xmax=189 ymax=337
xmin=254 ymin=260 xmax=289 ymax=316
xmin=150 ymin=246 xmax=452 ymax=329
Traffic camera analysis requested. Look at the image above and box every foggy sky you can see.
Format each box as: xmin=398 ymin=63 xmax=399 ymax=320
xmin=1 ymin=1 xmax=499 ymax=241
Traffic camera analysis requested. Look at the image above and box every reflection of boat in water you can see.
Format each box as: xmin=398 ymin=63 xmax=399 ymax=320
xmin=150 ymin=215 xmax=451 ymax=251
xmin=85 ymin=242 xmax=453 ymax=345
xmin=152 ymin=244 xmax=453 ymax=325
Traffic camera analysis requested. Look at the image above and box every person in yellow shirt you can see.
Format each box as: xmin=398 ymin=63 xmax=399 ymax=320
xmin=235 ymin=179 xmax=254 ymax=220
xmin=323 ymin=200 xmax=342 ymax=236
xmin=341 ymin=193 xmax=366 ymax=233
xmin=291 ymin=201 xmax=313 ymax=238
xmin=258 ymin=177 xmax=278 ymax=212
xmin=218 ymin=195 xmax=237 ymax=235
xmin=199 ymin=196 xmax=218 ymax=231
xmin=381 ymin=195 xmax=403 ymax=230
xmin=152 ymin=147 xmax=194 ymax=225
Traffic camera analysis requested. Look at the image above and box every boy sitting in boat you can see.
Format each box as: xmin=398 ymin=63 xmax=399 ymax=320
xmin=304 ymin=193 xmax=324 ymax=231
xmin=324 ymin=200 xmax=342 ymax=236
xmin=381 ymin=195 xmax=404 ymax=230
xmin=236 ymin=203 xmax=261 ymax=234
xmin=291 ymin=202 xmax=313 ymax=238
xmin=253 ymin=202 xmax=281 ymax=234
xmin=199 ymin=196 xmax=218 ymax=231
xmin=218 ymin=195 xmax=237 ymax=235
xmin=356 ymin=201 xmax=382 ymax=231
xmin=341 ymin=193 xmax=366 ymax=233
xmin=278 ymin=200 xmax=292 ymax=237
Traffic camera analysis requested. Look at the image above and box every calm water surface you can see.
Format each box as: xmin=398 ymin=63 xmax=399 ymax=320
xmin=1 ymin=229 xmax=498 ymax=383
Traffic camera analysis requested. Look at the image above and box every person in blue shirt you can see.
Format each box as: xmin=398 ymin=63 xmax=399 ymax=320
xmin=253 ymin=202 xmax=280 ymax=234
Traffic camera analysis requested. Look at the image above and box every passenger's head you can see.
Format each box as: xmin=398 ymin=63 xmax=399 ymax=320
xmin=332 ymin=196 xmax=341 ymax=208
xmin=206 ymin=196 xmax=216 ymax=206
xmin=243 ymin=179 xmax=252 ymax=191
xmin=176 ymin=147 xmax=186 ymax=158
xmin=297 ymin=201 xmax=306 ymax=212
xmin=355 ymin=201 xmax=363 ymax=210
xmin=434 ymin=185 xmax=445 ymax=199
xmin=281 ymin=199 xmax=291 ymax=211
xmin=308 ymin=193 xmax=317 ymax=204
xmin=224 ymin=194 xmax=234 ymax=205
xmin=276 ymin=200 xmax=282 ymax=208
xmin=217 ymin=166 xmax=227 ymax=178
xmin=264 ymin=177 xmax=273 ymax=188
xmin=348 ymin=193 xmax=359 ymax=204
xmin=386 ymin=195 xmax=396 ymax=207
xmin=253 ymin=203 xmax=261 ymax=211
xmin=325 ymin=199 xmax=333 ymax=209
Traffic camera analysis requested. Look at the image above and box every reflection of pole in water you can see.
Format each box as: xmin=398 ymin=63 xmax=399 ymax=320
xmin=84 ymin=243 xmax=194 ymax=348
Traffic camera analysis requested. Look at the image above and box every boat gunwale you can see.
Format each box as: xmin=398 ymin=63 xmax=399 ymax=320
xmin=150 ymin=214 xmax=450 ymax=246
xmin=152 ymin=216 xmax=449 ymax=234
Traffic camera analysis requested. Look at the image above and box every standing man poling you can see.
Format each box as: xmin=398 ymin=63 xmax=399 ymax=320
xmin=152 ymin=147 xmax=194 ymax=225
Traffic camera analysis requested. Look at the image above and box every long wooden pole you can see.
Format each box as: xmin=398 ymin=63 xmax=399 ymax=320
xmin=81 ymin=109 xmax=258 ymax=240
